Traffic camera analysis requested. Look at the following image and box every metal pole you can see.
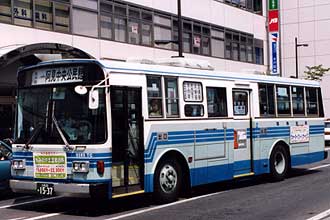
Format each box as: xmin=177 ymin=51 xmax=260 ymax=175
xmin=295 ymin=37 xmax=298 ymax=78
xmin=177 ymin=0 xmax=183 ymax=57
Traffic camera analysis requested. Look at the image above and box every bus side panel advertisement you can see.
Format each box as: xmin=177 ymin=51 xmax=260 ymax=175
xmin=290 ymin=125 xmax=310 ymax=144
xmin=33 ymin=152 xmax=67 ymax=179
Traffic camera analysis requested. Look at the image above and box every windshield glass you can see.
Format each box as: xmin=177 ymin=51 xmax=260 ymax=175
xmin=15 ymin=86 xmax=106 ymax=145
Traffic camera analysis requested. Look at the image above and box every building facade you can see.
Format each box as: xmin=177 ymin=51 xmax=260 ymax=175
xmin=280 ymin=0 xmax=330 ymax=117
xmin=0 ymin=0 xmax=267 ymax=138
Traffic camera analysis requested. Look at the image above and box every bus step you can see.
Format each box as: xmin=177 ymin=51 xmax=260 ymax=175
xmin=233 ymin=172 xmax=255 ymax=178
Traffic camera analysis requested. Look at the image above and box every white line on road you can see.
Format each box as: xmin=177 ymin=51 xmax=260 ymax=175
xmin=0 ymin=196 xmax=63 ymax=209
xmin=6 ymin=217 xmax=26 ymax=220
xmin=22 ymin=213 xmax=62 ymax=220
xmin=308 ymin=164 xmax=330 ymax=170
xmin=105 ymin=162 xmax=330 ymax=220
xmin=105 ymin=190 xmax=229 ymax=220
xmin=306 ymin=208 xmax=330 ymax=220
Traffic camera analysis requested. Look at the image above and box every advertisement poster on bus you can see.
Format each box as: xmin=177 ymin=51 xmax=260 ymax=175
xmin=290 ymin=125 xmax=310 ymax=144
xmin=33 ymin=152 xmax=67 ymax=179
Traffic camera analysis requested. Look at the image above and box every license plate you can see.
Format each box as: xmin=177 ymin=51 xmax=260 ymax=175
xmin=36 ymin=183 xmax=54 ymax=196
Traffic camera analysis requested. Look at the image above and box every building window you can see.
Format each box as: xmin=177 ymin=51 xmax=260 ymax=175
xmin=247 ymin=37 xmax=253 ymax=62
xmin=225 ymin=32 xmax=232 ymax=59
xmin=100 ymin=2 xmax=113 ymax=40
xmin=207 ymin=87 xmax=227 ymax=117
xmin=72 ymin=8 xmax=98 ymax=37
xmin=154 ymin=14 xmax=172 ymax=49
xmin=147 ymin=76 xmax=163 ymax=118
xmin=259 ymin=84 xmax=275 ymax=116
xmin=72 ymin=0 xmax=98 ymax=10
xmin=14 ymin=0 xmax=33 ymax=27
xmin=276 ymin=86 xmax=291 ymax=115
xmin=292 ymin=86 xmax=305 ymax=115
xmin=35 ymin=0 xmax=53 ymax=31
xmin=165 ymin=78 xmax=179 ymax=117
xmin=211 ymin=28 xmax=224 ymax=58
xmin=306 ymin=88 xmax=318 ymax=115
xmin=128 ymin=8 xmax=140 ymax=45
xmin=254 ymin=39 xmax=264 ymax=65
xmin=233 ymin=91 xmax=249 ymax=116
xmin=224 ymin=0 xmax=262 ymax=15
xmin=0 ymin=0 xmax=11 ymax=23
xmin=240 ymin=35 xmax=247 ymax=62
xmin=114 ymin=4 xmax=127 ymax=42
xmin=54 ymin=3 xmax=70 ymax=33
xmin=141 ymin=11 xmax=152 ymax=46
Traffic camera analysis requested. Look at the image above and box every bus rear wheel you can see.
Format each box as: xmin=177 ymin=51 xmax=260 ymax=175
xmin=153 ymin=158 xmax=182 ymax=204
xmin=269 ymin=145 xmax=289 ymax=181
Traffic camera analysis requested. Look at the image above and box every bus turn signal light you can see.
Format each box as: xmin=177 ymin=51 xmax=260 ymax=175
xmin=97 ymin=160 xmax=104 ymax=176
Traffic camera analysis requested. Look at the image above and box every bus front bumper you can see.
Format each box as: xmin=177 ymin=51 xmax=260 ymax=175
xmin=10 ymin=179 xmax=109 ymax=198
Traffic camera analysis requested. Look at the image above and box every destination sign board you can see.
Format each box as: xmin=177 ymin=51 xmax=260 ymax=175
xmin=31 ymin=66 xmax=85 ymax=85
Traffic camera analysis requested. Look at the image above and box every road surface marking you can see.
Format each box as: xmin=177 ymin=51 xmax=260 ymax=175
xmin=6 ymin=217 xmax=26 ymax=220
xmin=105 ymin=190 xmax=230 ymax=220
xmin=0 ymin=196 xmax=63 ymax=209
xmin=23 ymin=213 xmax=62 ymax=220
xmin=308 ymin=164 xmax=330 ymax=171
xmin=306 ymin=208 xmax=330 ymax=220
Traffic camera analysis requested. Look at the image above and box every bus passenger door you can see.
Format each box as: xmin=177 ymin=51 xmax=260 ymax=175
xmin=232 ymin=89 xmax=253 ymax=177
xmin=110 ymin=86 xmax=144 ymax=195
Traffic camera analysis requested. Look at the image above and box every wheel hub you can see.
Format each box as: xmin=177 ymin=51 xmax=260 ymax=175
xmin=274 ymin=151 xmax=285 ymax=174
xmin=159 ymin=164 xmax=177 ymax=193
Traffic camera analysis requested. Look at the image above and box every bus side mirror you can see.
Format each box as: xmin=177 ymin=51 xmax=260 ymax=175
xmin=89 ymin=89 xmax=99 ymax=109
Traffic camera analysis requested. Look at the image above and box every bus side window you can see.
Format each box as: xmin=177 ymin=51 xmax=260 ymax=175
xmin=184 ymin=104 xmax=204 ymax=117
xmin=258 ymin=83 xmax=275 ymax=116
xmin=276 ymin=85 xmax=291 ymax=115
xmin=207 ymin=87 xmax=227 ymax=117
xmin=306 ymin=87 xmax=318 ymax=115
xmin=165 ymin=77 xmax=179 ymax=117
xmin=232 ymin=91 xmax=248 ymax=116
xmin=147 ymin=76 xmax=163 ymax=118
xmin=318 ymin=88 xmax=324 ymax=117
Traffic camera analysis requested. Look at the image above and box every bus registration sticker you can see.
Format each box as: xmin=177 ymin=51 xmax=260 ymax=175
xmin=290 ymin=125 xmax=310 ymax=144
xmin=33 ymin=152 xmax=67 ymax=179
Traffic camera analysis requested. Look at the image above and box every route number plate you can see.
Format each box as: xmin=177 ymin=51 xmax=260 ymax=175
xmin=36 ymin=183 xmax=54 ymax=196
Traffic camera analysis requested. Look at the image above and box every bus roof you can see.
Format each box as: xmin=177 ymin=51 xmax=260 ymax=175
xmin=18 ymin=58 xmax=320 ymax=87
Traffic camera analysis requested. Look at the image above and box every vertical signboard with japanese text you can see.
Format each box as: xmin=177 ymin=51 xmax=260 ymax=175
xmin=268 ymin=0 xmax=280 ymax=76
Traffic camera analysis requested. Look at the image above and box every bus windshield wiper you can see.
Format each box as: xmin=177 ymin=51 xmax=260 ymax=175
xmin=24 ymin=123 xmax=44 ymax=150
xmin=52 ymin=115 xmax=73 ymax=151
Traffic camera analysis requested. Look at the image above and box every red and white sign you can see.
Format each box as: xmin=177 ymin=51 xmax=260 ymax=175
xmin=268 ymin=10 xmax=279 ymax=32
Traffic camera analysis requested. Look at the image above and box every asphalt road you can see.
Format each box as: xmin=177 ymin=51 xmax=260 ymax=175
xmin=1 ymin=153 xmax=330 ymax=220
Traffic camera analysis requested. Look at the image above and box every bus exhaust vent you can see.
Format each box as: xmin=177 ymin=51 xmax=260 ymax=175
xmin=126 ymin=57 xmax=214 ymax=71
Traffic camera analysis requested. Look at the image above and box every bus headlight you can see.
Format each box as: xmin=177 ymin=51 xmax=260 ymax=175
xmin=12 ymin=159 xmax=26 ymax=170
xmin=72 ymin=161 xmax=89 ymax=173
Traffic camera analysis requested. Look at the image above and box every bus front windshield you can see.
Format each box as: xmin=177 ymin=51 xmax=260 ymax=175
xmin=15 ymin=86 xmax=106 ymax=145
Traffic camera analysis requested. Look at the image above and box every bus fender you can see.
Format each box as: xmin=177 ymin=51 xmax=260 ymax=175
xmin=150 ymin=148 xmax=190 ymax=175
xmin=267 ymin=139 xmax=291 ymax=159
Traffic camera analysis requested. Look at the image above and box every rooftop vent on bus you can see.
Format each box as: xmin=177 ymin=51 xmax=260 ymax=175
xmin=126 ymin=57 xmax=214 ymax=71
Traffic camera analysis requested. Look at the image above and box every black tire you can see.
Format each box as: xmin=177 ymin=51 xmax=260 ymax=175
xmin=153 ymin=158 xmax=182 ymax=204
xmin=269 ymin=145 xmax=289 ymax=181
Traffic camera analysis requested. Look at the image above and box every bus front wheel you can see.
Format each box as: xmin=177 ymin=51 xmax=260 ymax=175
xmin=269 ymin=145 xmax=289 ymax=181
xmin=153 ymin=158 xmax=182 ymax=204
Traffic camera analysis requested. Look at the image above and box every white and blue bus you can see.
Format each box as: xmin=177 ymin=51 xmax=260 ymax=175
xmin=10 ymin=58 xmax=327 ymax=203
